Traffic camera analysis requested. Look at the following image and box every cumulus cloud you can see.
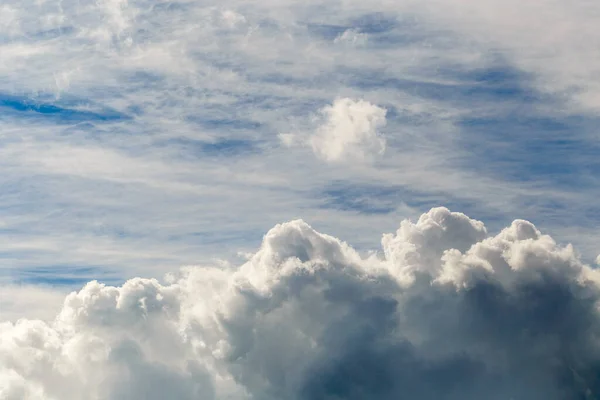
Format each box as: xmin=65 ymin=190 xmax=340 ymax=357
xmin=2 ymin=207 xmax=600 ymax=399
xmin=218 ymin=10 xmax=248 ymax=29
xmin=281 ymin=98 xmax=387 ymax=163
xmin=0 ymin=5 xmax=20 ymax=37
xmin=0 ymin=285 xmax=67 ymax=323
xmin=333 ymin=29 xmax=368 ymax=46
xmin=310 ymin=98 xmax=387 ymax=162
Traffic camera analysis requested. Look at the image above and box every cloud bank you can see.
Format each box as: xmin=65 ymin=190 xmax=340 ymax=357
xmin=2 ymin=207 xmax=600 ymax=399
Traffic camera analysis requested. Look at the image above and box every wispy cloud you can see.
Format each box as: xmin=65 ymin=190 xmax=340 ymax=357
xmin=0 ymin=0 xmax=599 ymax=291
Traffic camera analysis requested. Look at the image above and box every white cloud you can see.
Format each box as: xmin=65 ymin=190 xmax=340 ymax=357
xmin=277 ymin=132 xmax=303 ymax=148
xmin=408 ymin=0 xmax=600 ymax=113
xmin=0 ymin=285 xmax=68 ymax=322
xmin=219 ymin=10 xmax=248 ymax=29
xmin=279 ymin=98 xmax=387 ymax=163
xmin=1 ymin=0 xmax=600 ymax=307
xmin=309 ymin=98 xmax=387 ymax=162
xmin=2 ymin=208 xmax=600 ymax=399
xmin=0 ymin=5 xmax=20 ymax=37
xmin=333 ymin=29 xmax=368 ymax=46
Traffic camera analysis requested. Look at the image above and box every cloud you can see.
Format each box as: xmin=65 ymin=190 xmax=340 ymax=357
xmin=0 ymin=285 xmax=68 ymax=322
xmin=2 ymin=207 xmax=600 ymax=399
xmin=218 ymin=10 xmax=248 ymax=29
xmin=1 ymin=0 xmax=600 ymax=280
xmin=409 ymin=0 xmax=600 ymax=114
xmin=281 ymin=98 xmax=387 ymax=163
xmin=310 ymin=98 xmax=387 ymax=162
xmin=333 ymin=29 xmax=368 ymax=46
xmin=0 ymin=5 xmax=20 ymax=37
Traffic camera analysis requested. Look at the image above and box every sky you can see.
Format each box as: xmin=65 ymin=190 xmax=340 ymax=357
xmin=1 ymin=0 xmax=600 ymax=398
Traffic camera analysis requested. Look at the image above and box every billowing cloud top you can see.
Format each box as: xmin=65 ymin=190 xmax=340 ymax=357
xmin=280 ymin=98 xmax=387 ymax=163
xmin=309 ymin=98 xmax=387 ymax=162
xmin=2 ymin=208 xmax=600 ymax=399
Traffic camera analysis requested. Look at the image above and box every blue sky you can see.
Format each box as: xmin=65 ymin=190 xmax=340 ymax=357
xmin=1 ymin=0 xmax=600 ymax=318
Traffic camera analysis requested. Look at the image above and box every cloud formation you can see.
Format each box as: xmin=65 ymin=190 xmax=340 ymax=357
xmin=2 ymin=0 xmax=600 ymax=280
xmin=2 ymin=207 xmax=600 ymax=399
xmin=281 ymin=98 xmax=387 ymax=163
xmin=310 ymin=98 xmax=387 ymax=162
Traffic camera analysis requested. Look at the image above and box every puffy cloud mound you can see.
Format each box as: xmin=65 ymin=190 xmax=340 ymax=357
xmin=309 ymin=98 xmax=387 ymax=162
xmin=2 ymin=207 xmax=600 ymax=399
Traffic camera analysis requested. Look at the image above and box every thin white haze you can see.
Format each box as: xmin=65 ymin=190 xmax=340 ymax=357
xmin=0 ymin=0 xmax=599 ymax=285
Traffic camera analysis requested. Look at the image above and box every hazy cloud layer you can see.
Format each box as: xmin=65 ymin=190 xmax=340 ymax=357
xmin=2 ymin=208 xmax=600 ymax=399
xmin=1 ymin=0 xmax=600 ymax=287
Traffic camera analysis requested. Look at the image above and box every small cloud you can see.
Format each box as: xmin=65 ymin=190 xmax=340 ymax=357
xmin=333 ymin=29 xmax=368 ymax=46
xmin=236 ymin=251 xmax=254 ymax=261
xmin=277 ymin=133 xmax=302 ymax=147
xmin=0 ymin=5 xmax=20 ymax=37
xmin=310 ymin=98 xmax=387 ymax=163
xmin=279 ymin=98 xmax=387 ymax=163
xmin=219 ymin=10 xmax=247 ymax=29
